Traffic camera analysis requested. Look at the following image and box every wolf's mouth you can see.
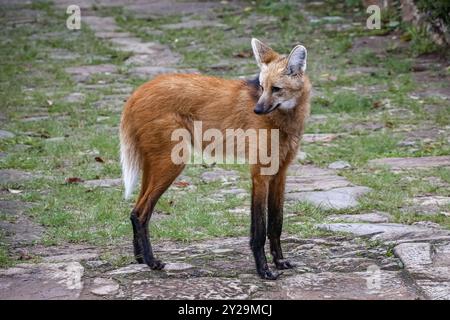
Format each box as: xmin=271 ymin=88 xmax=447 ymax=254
xmin=265 ymin=103 xmax=281 ymax=114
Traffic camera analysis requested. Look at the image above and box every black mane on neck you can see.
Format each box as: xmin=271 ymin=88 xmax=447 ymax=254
xmin=245 ymin=74 xmax=261 ymax=102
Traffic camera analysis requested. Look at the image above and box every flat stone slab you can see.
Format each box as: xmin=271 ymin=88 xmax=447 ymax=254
xmin=288 ymin=164 xmax=337 ymax=177
xmin=109 ymin=38 xmax=165 ymax=55
xmin=0 ymin=200 xmax=44 ymax=245
xmin=394 ymin=242 xmax=450 ymax=300
xmin=20 ymin=115 xmax=50 ymax=122
xmin=201 ymin=169 xmax=239 ymax=183
xmin=0 ymin=169 xmax=35 ymax=184
xmin=65 ymin=64 xmax=118 ymax=83
xmin=327 ymin=212 xmax=391 ymax=223
xmin=328 ymin=160 xmax=351 ymax=170
xmin=83 ymin=178 xmax=122 ymax=188
xmin=0 ymin=129 xmax=15 ymax=139
xmin=125 ymin=1 xmax=222 ymax=18
xmin=92 ymin=94 xmax=127 ymax=112
xmin=412 ymin=196 xmax=450 ymax=207
xmin=259 ymin=271 xmax=420 ymax=300
xmin=128 ymin=66 xmax=177 ymax=78
xmin=128 ymin=66 xmax=197 ymax=79
xmin=317 ymin=223 xmax=450 ymax=242
xmin=228 ymin=207 xmax=249 ymax=215
xmin=64 ymin=92 xmax=86 ymax=103
xmin=90 ymin=278 xmax=120 ymax=296
xmin=303 ymin=133 xmax=338 ymax=143
xmin=48 ymin=48 xmax=80 ymax=61
xmin=94 ymin=31 xmax=133 ymax=39
xmin=219 ymin=188 xmax=247 ymax=198
xmin=285 ymin=175 xmax=352 ymax=193
xmin=0 ymin=262 xmax=84 ymax=299
xmin=0 ymin=200 xmax=30 ymax=216
xmin=0 ymin=216 xmax=44 ymax=245
xmin=405 ymin=196 xmax=450 ymax=216
xmin=286 ymin=186 xmax=371 ymax=210
xmin=351 ymin=35 xmax=409 ymax=56
xmin=14 ymin=244 xmax=99 ymax=266
xmin=43 ymin=252 xmax=99 ymax=263
xmin=131 ymin=277 xmax=256 ymax=300
xmin=108 ymin=264 xmax=149 ymax=275
xmin=369 ymin=156 xmax=450 ymax=170
xmin=45 ymin=137 xmax=66 ymax=143
xmin=164 ymin=262 xmax=194 ymax=271
xmin=82 ymin=16 xmax=118 ymax=33
xmin=285 ymin=164 xmax=370 ymax=209
xmin=110 ymin=38 xmax=180 ymax=66
xmin=160 ymin=20 xmax=227 ymax=30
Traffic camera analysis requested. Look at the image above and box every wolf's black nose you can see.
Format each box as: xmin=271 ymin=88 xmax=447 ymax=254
xmin=254 ymin=103 xmax=266 ymax=114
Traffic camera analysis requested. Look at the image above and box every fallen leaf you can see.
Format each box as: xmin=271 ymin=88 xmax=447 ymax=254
xmin=401 ymin=32 xmax=412 ymax=42
xmin=8 ymin=189 xmax=23 ymax=194
xmin=174 ymin=181 xmax=190 ymax=188
xmin=372 ymin=100 xmax=383 ymax=109
xmin=65 ymin=177 xmax=84 ymax=184
xmin=233 ymin=50 xmax=252 ymax=58
xmin=94 ymin=156 xmax=105 ymax=163
xmin=411 ymin=64 xmax=426 ymax=72
xmin=385 ymin=121 xmax=394 ymax=128
xmin=17 ymin=250 xmax=32 ymax=261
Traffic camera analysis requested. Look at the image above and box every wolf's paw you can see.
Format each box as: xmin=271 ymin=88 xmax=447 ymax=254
xmin=258 ymin=268 xmax=281 ymax=280
xmin=275 ymin=259 xmax=294 ymax=270
xmin=134 ymin=254 xmax=144 ymax=264
xmin=147 ymin=259 xmax=165 ymax=270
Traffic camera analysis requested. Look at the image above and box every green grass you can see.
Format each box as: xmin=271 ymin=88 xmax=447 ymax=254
xmin=312 ymin=92 xmax=374 ymax=114
xmin=404 ymin=25 xmax=438 ymax=56
xmin=304 ymin=132 xmax=400 ymax=167
xmin=0 ymin=245 xmax=12 ymax=268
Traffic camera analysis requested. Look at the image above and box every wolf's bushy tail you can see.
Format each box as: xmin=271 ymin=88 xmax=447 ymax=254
xmin=120 ymin=122 xmax=140 ymax=199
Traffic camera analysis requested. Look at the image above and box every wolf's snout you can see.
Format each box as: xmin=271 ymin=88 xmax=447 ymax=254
xmin=254 ymin=102 xmax=281 ymax=115
xmin=254 ymin=103 xmax=267 ymax=114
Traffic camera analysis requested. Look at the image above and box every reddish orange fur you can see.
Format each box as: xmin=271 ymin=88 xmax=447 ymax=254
xmin=121 ymin=72 xmax=310 ymax=216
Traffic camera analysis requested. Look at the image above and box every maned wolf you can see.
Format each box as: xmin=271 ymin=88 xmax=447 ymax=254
xmin=120 ymin=38 xmax=311 ymax=279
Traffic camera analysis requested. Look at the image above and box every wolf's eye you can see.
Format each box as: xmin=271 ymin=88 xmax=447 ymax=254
xmin=271 ymin=86 xmax=282 ymax=93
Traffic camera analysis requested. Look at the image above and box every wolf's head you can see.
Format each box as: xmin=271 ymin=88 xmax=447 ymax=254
xmin=251 ymin=38 xmax=308 ymax=115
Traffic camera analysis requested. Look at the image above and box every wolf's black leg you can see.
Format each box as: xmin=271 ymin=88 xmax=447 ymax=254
xmin=130 ymin=211 xmax=165 ymax=270
xmin=250 ymin=174 xmax=280 ymax=280
xmin=130 ymin=210 xmax=143 ymax=264
xmin=268 ymin=169 xmax=293 ymax=270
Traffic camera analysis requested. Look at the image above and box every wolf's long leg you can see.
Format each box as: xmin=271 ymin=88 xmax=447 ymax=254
xmin=268 ymin=167 xmax=293 ymax=270
xmin=131 ymin=159 xmax=185 ymax=269
xmin=250 ymin=168 xmax=280 ymax=280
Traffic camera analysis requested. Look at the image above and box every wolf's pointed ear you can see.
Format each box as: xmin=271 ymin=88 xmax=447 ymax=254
xmin=251 ymin=38 xmax=277 ymax=68
xmin=286 ymin=45 xmax=307 ymax=75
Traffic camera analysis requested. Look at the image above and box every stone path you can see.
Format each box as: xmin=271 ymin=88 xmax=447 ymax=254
xmin=0 ymin=236 xmax=420 ymax=300
xmin=0 ymin=201 xmax=44 ymax=246
xmin=1 ymin=0 xmax=449 ymax=300
xmin=369 ymin=155 xmax=450 ymax=171
xmin=72 ymin=12 xmax=194 ymax=81
xmin=286 ymin=164 xmax=371 ymax=210
xmin=394 ymin=242 xmax=450 ymax=300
